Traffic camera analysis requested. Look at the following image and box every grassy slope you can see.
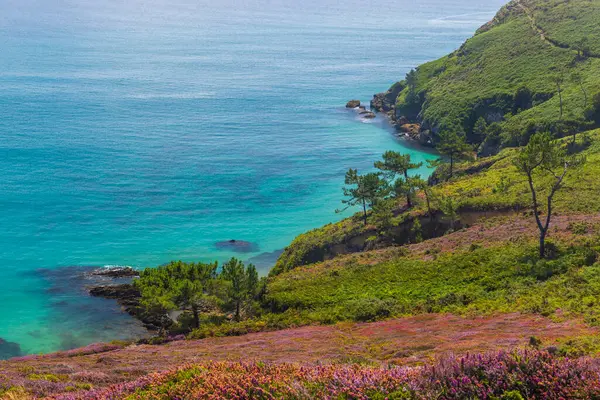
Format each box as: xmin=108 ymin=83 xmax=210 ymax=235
xmin=267 ymin=219 xmax=600 ymax=326
xmin=274 ymin=129 xmax=600 ymax=274
xmin=531 ymin=0 xmax=600 ymax=55
xmin=393 ymin=0 xmax=600 ymax=141
xmin=437 ymin=130 xmax=600 ymax=213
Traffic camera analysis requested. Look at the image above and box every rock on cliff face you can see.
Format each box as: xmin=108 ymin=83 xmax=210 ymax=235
xmin=370 ymin=81 xmax=405 ymax=113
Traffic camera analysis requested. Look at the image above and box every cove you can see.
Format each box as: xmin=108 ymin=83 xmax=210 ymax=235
xmin=0 ymin=0 xmax=505 ymax=356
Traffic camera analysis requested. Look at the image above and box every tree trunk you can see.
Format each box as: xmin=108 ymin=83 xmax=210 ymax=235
xmin=362 ymin=200 xmax=367 ymax=225
xmin=449 ymin=154 xmax=454 ymax=179
xmin=235 ymin=301 xmax=241 ymax=321
xmin=425 ymin=192 xmax=433 ymax=221
xmin=539 ymin=229 xmax=547 ymax=259
xmin=404 ymin=171 xmax=411 ymax=207
xmin=192 ymin=307 xmax=200 ymax=329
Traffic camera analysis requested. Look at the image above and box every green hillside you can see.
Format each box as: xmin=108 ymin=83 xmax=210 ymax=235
xmin=374 ymin=0 xmax=600 ymax=153
xmin=273 ymin=130 xmax=600 ymax=274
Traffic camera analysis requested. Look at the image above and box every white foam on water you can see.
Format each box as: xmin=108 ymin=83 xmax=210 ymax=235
xmin=429 ymin=11 xmax=496 ymax=26
xmin=127 ymin=92 xmax=216 ymax=100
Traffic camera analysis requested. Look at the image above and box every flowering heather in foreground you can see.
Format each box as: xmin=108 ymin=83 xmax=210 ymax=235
xmin=52 ymin=350 xmax=600 ymax=400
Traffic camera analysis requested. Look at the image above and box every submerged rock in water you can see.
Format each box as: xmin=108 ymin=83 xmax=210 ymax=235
xmin=345 ymin=100 xmax=361 ymax=108
xmin=215 ymin=240 xmax=259 ymax=253
xmin=0 ymin=338 xmax=22 ymax=360
xmin=247 ymin=249 xmax=284 ymax=270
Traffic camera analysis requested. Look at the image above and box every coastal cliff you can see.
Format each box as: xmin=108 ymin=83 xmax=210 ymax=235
xmin=371 ymin=0 xmax=600 ymax=154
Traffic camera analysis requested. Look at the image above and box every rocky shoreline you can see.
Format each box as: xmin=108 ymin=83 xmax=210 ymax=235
xmin=369 ymin=90 xmax=434 ymax=147
xmin=345 ymin=97 xmax=432 ymax=146
xmin=86 ymin=267 xmax=164 ymax=332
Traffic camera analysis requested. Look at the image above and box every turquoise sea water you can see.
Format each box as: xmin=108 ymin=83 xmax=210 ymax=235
xmin=0 ymin=0 xmax=506 ymax=356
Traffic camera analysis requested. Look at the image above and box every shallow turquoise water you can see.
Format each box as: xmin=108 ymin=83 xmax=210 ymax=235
xmin=0 ymin=0 xmax=505 ymax=356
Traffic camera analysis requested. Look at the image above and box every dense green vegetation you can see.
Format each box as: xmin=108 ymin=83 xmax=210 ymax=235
xmin=134 ymin=259 xmax=262 ymax=333
xmin=267 ymin=239 xmax=600 ymax=325
xmin=384 ymin=0 xmax=600 ymax=152
xmin=180 ymin=234 xmax=600 ymax=339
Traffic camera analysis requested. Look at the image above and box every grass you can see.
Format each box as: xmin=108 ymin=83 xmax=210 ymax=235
xmin=267 ymin=238 xmax=600 ymax=325
xmin=270 ymin=217 xmax=367 ymax=276
xmin=434 ymin=130 xmax=600 ymax=214
xmin=275 ymin=130 xmax=600 ymax=273
xmin=532 ymin=0 xmax=600 ymax=55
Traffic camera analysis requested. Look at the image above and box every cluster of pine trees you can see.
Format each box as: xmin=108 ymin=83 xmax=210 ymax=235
xmin=337 ymin=131 xmax=471 ymax=228
xmin=134 ymin=259 xmax=261 ymax=333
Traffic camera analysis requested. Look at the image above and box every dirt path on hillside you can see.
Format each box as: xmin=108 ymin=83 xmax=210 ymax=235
xmin=516 ymin=0 xmax=600 ymax=59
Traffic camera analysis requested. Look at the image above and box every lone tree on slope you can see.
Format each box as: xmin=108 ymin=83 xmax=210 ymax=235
xmin=437 ymin=130 xmax=471 ymax=179
xmin=337 ymin=169 xmax=388 ymax=225
xmin=375 ymin=151 xmax=423 ymax=207
xmin=513 ymin=132 xmax=584 ymax=258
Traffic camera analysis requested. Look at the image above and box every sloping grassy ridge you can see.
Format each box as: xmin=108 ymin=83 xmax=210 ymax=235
xmin=274 ymin=129 xmax=600 ymax=274
xmin=384 ymin=0 xmax=600 ymax=147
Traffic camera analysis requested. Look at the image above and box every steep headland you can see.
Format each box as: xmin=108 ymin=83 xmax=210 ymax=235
xmin=372 ymin=0 xmax=600 ymax=154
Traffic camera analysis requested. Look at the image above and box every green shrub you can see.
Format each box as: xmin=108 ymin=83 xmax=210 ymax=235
xmin=348 ymin=298 xmax=395 ymax=322
xmin=500 ymin=391 xmax=525 ymax=400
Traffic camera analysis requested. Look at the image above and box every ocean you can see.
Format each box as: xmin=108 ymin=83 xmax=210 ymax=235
xmin=0 ymin=0 xmax=506 ymax=356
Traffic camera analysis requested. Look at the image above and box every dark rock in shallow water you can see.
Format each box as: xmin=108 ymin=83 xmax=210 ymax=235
xmin=345 ymin=100 xmax=361 ymax=108
xmin=89 ymin=284 xmax=140 ymax=302
xmin=215 ymin=240 xmax=259 ymax=253
xmin=360 ymin=111 xmax=376 ymax=119
xmin=91 ymin=266 xmax=139 ymax=278
xmin=0 ymin=338 xmax=22 ymax=360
